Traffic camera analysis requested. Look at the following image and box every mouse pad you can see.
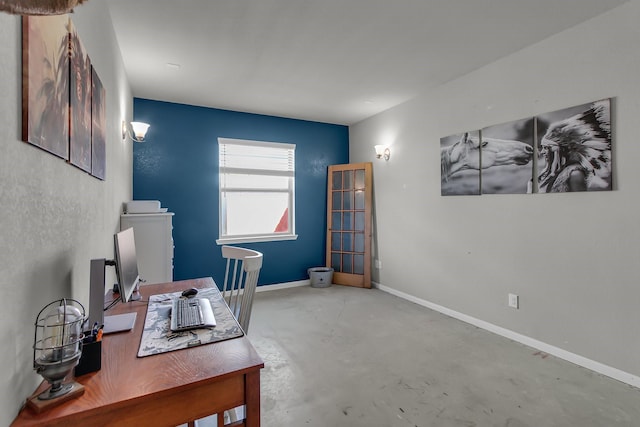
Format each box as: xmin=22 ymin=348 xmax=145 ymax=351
xmin=137 ymin=287 xmax=244 ymax=357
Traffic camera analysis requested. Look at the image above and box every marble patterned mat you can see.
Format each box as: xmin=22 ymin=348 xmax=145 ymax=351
xmin=137 ymin=287 xmax=244 ymax=357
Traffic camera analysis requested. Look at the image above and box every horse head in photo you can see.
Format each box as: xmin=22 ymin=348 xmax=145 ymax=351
xmin=441 ymin=132 xmax=533 ymax=182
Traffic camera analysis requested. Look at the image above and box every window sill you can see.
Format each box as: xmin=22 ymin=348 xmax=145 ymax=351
xmin=216 ymin=234 xmax=298 ymax=245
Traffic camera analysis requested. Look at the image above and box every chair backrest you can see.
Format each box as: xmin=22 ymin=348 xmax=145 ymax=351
xmin=221 ymin=245 xmax=263 ymax=333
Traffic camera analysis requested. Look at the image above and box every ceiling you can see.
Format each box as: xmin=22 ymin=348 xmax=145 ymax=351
xmin=105 ymin=0 xmax=626 ymax=125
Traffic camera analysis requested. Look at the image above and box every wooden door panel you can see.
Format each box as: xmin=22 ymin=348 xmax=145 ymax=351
xmin=326 ymin=162 xmax=372 ymax=288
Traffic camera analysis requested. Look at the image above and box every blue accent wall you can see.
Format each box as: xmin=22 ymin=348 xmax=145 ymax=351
xmin=133 ymin=98 xmax=349 ymax=287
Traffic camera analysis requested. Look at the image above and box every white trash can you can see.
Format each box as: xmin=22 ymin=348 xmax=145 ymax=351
xmin=308 ymin=267 xmax=334 ymax=288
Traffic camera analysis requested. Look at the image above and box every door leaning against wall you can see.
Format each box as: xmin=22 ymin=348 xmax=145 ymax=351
xmin=326 ymin=162 xmax=372 ymax=288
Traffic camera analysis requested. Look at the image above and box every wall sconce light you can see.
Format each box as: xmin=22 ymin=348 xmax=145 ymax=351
xmin=374 ymin=145 xmax=390 ymax=161
xmin=122 ymin=121 xmax=150 ymax=143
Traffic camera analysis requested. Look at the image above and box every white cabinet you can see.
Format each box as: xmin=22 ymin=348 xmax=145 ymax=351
xmin=121 ymin=213 xmax=174 ymax=285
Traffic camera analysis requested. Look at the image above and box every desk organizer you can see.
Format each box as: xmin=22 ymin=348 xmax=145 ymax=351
xmin=75 ymin=339 xmax=101 ymax=376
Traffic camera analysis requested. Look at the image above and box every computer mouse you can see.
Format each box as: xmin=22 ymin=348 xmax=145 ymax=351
xmin=181 ymin=288 xmax=198 ymax=298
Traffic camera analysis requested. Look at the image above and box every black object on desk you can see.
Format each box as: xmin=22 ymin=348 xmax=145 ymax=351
xmin=75 ymin=334 xmax=102 ymax=376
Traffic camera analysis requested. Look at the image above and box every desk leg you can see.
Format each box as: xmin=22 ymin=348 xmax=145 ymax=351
xmin=245 ymin=370 xmax=261 ymax=427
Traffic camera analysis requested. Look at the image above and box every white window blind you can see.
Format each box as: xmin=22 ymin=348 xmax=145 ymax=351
xmin=220 ymin=140 xmax=294 ymax=175
xmin=217 ymin=138 xmax=297 ymax=244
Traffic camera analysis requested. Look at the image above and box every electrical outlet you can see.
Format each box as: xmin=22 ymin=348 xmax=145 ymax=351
xmin=508 ymin=293 xmax=519 ymax=309
xmin=375 ymin=259 xmax=382 ymax=269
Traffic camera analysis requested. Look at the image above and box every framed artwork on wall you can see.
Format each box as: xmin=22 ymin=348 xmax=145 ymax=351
xmin=441 ymin=131 xmax=481 ymax=196
xmin=481 ymin=118 xmax=534 ymax=195
xmin=21 ymin=16 xmax=107 ymax=180
xmin=91 ymin=66 xmax=106 ymax=180
xmin=440 ymin=98 xmax=613 ymax=196
xmin=535 ymin=99 xmax=611 ymax=192
xmin=22 ymin=15 xmax=70 ymax=160
xmin=69 ymin=20 xmax=92 ymax=172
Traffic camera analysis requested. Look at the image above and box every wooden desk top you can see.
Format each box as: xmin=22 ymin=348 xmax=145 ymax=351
xmin=12 ymin=277 xmax=264 ymax=426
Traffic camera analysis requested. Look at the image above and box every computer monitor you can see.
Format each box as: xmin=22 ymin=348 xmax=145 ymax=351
xmin=114 ymin=227 xmax=141 ymax=303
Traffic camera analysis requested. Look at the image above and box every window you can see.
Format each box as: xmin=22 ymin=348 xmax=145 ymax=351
xmin=217 ymin=138 xmax=297 ymax=244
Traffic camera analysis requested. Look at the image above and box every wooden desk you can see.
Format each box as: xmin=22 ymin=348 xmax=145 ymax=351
xmin=12 ymin=277 xmax=264 ymax=427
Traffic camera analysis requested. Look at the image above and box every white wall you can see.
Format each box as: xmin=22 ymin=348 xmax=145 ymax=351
xmin=0 ymin=3 xmax=132 ymax=424
xmin=351 ymin=1 xmax=640 ymax=383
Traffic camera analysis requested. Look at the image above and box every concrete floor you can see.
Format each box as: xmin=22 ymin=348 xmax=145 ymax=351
xmin=245 ymin=285 xmax=640 ymax=427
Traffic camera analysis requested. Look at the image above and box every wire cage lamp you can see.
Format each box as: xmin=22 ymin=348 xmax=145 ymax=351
xmin=32 ymin=298 xmax=85 ymax=402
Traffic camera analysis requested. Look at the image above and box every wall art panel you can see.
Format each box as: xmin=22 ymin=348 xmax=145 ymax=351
xmin=481 ymin=118 xmax=534 ymax=194
xmin=535 ymin=99 xmax=612 ymax=192
xmin=22 ymin=15 xmax=70 ymax=159
xmin=91 ymin=66 xmax=106 ymax=180
xmin=441 ymin=131 xmax=481 ymax=196
xmin=69 ymin=19 xmax=92 ymax=172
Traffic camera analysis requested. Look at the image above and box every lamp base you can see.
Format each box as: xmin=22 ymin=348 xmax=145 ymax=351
xmin=26 ymin=382 xmax=84 ymax=414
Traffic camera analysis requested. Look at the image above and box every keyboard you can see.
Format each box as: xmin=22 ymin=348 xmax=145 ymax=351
xmin=170 ymin=297 xmax=216 ymax=332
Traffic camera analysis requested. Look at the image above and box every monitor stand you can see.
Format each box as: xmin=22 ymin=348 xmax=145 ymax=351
xmin=89 ymin=258 xmax=140 ymax=334
xmin=103 ymin=312 xmax=137 ymax=334
xmin=129 ymin=283 xmax=142 ymax=301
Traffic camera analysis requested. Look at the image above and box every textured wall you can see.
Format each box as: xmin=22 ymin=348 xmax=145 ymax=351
xmin=0 ymin=4 xmax=133 ymax=423
xmin=350 ymin=2 xmax=640 ymax=380
xmin=133 ymin=98 xmax=349 ymax=286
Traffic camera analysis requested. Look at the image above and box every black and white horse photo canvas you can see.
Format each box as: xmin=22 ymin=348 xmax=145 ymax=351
xmin=441 ymin=131 xmax=481 ymax=196
xmin=481 ymin=118 xmax=535 ymax=195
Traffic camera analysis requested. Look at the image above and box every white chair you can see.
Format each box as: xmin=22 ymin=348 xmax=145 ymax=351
xmin=221 ymin=246 xmax=263 ymax=425
xmin=190 ymin=247 xmax=263 ymax=427
xmin=221 ymin=245 xmax=263 ymax=333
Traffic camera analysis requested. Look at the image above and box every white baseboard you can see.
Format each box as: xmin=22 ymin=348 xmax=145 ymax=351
xmin=372 ymin=281 xmax=640 ymax=389
xmin=256 ymin=280 xmax=309 ymax=292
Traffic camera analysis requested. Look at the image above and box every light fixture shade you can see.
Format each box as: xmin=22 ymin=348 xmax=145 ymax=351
xmin=374 ymin=145 xmax=390 ymax=161
xmin=0 ymin=0 xmax=87 ymax=15
xmin=130 ymin=122 xmax=150 ymax=142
